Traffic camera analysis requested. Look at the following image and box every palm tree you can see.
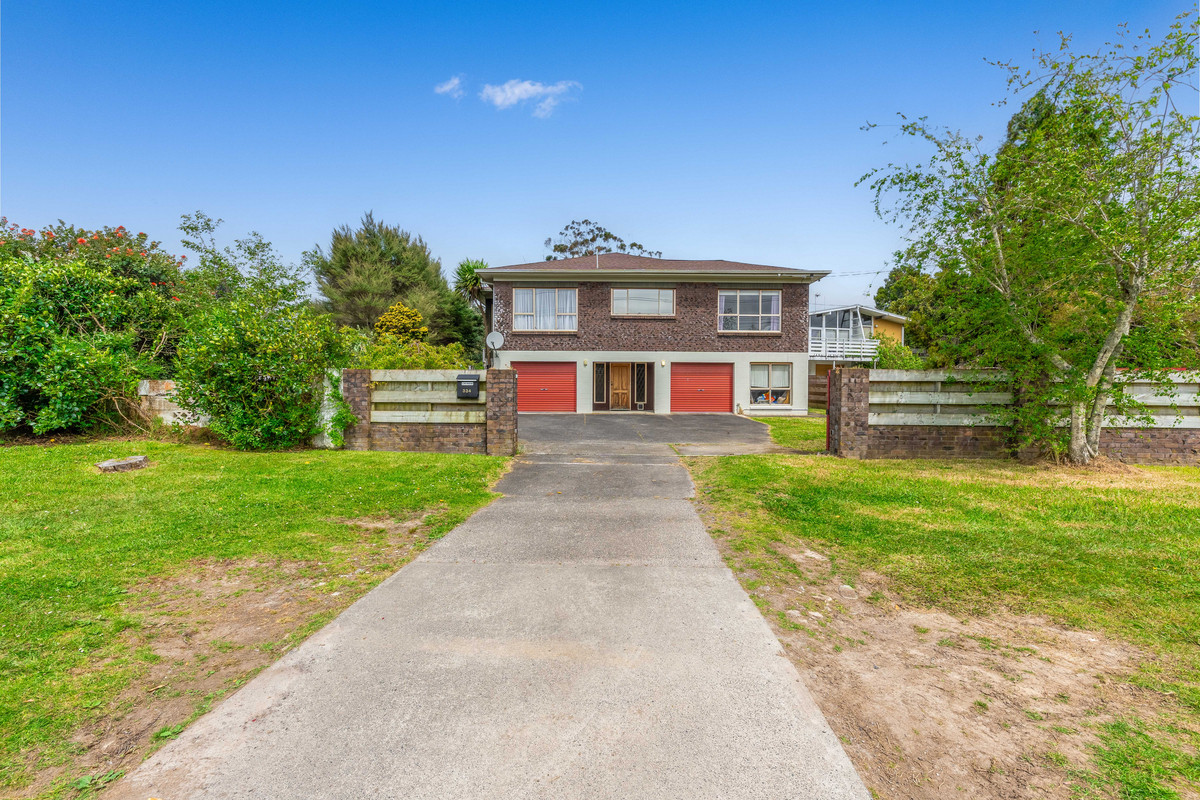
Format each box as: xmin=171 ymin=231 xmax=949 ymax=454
xmin=454 ymin=259 xmax=487 ymax=313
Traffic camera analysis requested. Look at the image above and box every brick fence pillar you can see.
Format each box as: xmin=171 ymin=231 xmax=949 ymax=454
xmin=828 ymin=367 xmax=869 ymax=459
xmin=486 ymin=369 xmax=518 ymax=456
xmin=341 ymin=369 xmax=372 ymax=451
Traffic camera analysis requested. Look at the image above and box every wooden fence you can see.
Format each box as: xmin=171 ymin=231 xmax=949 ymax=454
xmin=826 ymin=367 xmax=1199 ymax=464
xmin=807 ymin=375 xmax=828 ymax=411
xmin=369 ymin=370 xmax=487 ymax=424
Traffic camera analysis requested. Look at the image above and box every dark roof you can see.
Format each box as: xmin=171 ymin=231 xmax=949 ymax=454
xmin=481 ymin=252 xmax=820 ymax=275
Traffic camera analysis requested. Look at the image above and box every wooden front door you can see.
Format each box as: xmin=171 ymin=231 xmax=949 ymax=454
xmin=610 ymin=363 xmax=631 ymax=410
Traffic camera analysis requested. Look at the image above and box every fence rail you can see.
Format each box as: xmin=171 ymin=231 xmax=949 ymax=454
xmin=369 ymin=369 xmax=487 ymax=424
xmin=866 ymin=369 xmax=1200 ymax=428
xmin=808 ymin=375 xmax=828 ymax=411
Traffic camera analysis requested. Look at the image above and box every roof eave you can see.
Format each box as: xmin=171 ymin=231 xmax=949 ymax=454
xmin=477 ymin=268 xmax=830 ymax=283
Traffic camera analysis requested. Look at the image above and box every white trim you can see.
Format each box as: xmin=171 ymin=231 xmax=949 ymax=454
xmin=494 ymin=349 xmax=810 ymax=414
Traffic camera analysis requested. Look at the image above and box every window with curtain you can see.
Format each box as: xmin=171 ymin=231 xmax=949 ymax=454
xmin=611 ymin=288 xmax=674 ymax=316
xmin=718 ymin=290 xmax=781 ymax=332
xmin=513 ymin=288 xmax=577 ymax=331
xmin=749 ymin=363 xmax=792 ymax=405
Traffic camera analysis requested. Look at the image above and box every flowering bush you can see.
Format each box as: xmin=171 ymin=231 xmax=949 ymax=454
xmin=373 ymin=302 xmax=428 ymax=343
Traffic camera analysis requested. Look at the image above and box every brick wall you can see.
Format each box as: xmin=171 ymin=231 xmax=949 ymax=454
xmin=491 ymin=281 xmax=809 ymax=353
xmin=340 ymin=368 xmax=517 ymax=456
xmin=826 ymin=368 xmax=1198 ymax=465
xmin=1099 ymin=427 xmax=1200 ymax=465
xmin=485 ymin=368 xmax=518 ymax=456
xmin=865 ymin=426 xmax=1010 ymax=459
xmin=827 ymin=367 xmax=869 ymax=459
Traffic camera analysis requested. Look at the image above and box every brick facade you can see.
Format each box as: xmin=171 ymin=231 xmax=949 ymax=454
xmin=1099 ymin=427 xmax=1200 ymax=465
xmin=865 ymin=426 xmax=1010 ymax=459
xmin=485 ymin=368 xmax=518 ymax=456
xmin=827 ymin=367 xmax=869 ymax=459
xmin=826 ymin=368 xmax=1198 ymax=465
xmin=339 ymin=368 xmax=518 ymax=456
xmin=491 ymin=281 xmax=809 ymax=353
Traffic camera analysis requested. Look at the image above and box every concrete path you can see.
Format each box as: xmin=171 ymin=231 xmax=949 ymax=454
xmin=112 ymin=416 xmax=868 ymax=800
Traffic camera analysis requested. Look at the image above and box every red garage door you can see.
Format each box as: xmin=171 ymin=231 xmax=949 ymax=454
xmin=670 ymin=363 xmax=734 ymax=412
xmin=512 ymin=362 xmax=577 ymax=412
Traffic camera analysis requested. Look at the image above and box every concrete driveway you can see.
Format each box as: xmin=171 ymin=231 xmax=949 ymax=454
xmin=111 ymin=417 xmax=867 ymax=800
xmin=519 ymin=412 xmax=784 ymax=456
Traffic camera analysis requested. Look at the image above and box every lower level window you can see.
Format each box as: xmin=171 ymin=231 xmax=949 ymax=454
xmin=750 ymin=363 xmax=791 ymax=405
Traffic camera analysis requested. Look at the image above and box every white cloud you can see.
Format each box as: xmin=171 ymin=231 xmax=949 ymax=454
xmin=434 ymin=75 xmax=464 ymax=99
xmin=478 ymin=79 xmax=581 ymax=117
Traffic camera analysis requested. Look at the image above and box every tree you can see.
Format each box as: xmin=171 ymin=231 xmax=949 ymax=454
xmin=304 ymin=214 xmax=483 ymax=353
xmin=304 ymin=213 xmax=446 ymax=328
xmin=454 ymin=259 xmax=487 ymax=312
xmin=544 ymin=220 xmax=662 ymax=260
xmin=861 ymin=13 xmax=1200 ymax=464
xmin=872 ymin=259 xmax=938 ymax=352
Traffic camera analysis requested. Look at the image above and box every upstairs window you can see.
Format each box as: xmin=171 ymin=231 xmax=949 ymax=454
xmin=612 ymin=288 xmax=675 ymax=316
xmin=719 ymin=290 xmax=781 ymax=332
xmin=513 ymin=288 xmax=577 ymax=331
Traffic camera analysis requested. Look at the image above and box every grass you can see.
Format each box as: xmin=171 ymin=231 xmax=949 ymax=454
xmin=751 ymin=414 xmax=826 ymax=452
xmin=0 ymin=441 xmax=506 ymax=795
xmin=687 ymin=424 xmax=1200 ymax=797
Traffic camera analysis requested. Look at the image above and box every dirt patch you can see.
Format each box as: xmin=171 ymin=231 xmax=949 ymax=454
xmin=693 ymin=508 xmax=1194 ymax=798
xmin=14 ymin=514 xmax=436 ymax=798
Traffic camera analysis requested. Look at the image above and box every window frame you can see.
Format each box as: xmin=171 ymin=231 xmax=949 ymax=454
xmin=610 ymin=287 xmax=675 ymax=317
xmin=749 ymin=362 xmax=792 ymax=406
xmin=718 ymin=289 xmax=782 ymax=333
xmin=512 ymin=287 xmax=578 ymax=332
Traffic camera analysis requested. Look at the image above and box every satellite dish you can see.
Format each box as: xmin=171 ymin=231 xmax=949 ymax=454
xmin=485 ymin=331 xmax=505 ymax=350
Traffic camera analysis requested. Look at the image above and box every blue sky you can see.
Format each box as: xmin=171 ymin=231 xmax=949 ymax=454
xmin=0 ymin=1 xmax=1188 ymax=307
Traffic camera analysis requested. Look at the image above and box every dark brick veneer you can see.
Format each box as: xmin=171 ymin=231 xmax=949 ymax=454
xmin=491 ymin=281 xmax=809 ymax=353
xmin=340 ymin=369 xmax=517 ymax=456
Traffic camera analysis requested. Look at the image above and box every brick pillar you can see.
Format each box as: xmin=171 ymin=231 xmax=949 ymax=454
xmin=341 ymin=369 xmax=372 ymax=451
xmin=828 ymin=367 xmax=869 ymax=459
xmin=486 ymin=369 xmax=518 ymax=456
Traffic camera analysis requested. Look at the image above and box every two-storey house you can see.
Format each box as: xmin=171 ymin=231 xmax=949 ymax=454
xmin=477 ymin=253 xmax=828 ymax=414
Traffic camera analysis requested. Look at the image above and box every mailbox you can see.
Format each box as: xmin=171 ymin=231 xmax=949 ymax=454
xmin=456 ymin=373 xmax=480 ymax=400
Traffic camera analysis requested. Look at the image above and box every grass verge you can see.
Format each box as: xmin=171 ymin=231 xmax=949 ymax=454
xmin=0 ymin=441 xmax=506 ymax=797
xmin=687 ymin=429 xmax=1200 ymax=798
xmin=751 ymin=414 xmax=826 ymax=452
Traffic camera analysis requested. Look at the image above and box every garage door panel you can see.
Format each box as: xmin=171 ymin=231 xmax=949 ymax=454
xmin=670 ymin=363 xmax=733 ymax=412
xmin=513 ymin=362 xmax=576 ymax=412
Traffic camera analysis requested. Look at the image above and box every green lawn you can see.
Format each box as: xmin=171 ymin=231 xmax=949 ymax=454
xmin=0 ymin=441 xmax=506 ymax=795
xmin=751 ymin=414 xmax=826 ymax=451
xmin=687 ymin=439 xmax=1200 ymax=797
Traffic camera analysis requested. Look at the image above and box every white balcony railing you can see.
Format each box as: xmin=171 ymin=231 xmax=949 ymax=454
xmin=809 ymin=337 xmax=879 ymax=361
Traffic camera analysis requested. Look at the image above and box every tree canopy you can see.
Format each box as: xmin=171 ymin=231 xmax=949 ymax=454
xmin=544 ymin=220 xmax=662 ymax=260
xmin=861 ymin=12 xmax=1200 ymax=464
xmin=305 ymin=213 xmax=483 ymax=355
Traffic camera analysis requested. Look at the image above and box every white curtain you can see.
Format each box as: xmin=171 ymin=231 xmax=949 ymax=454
xmin=535 ymin=289 xmax=557 ymax=330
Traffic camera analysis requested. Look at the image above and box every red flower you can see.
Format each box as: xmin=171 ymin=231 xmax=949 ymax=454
xmin=93 ymin=234 xmax=100 ymax=239
xmin=140 ymin=251 xmax=147 ymax=256
xmin=138 ymin=232 xmax=145 ymax=237
xmin=172 ymin=296 xmax=180 ymax=301
xmin=44 ymin=232 xmax=55 ymax=238
xmin=115 ymin=232 xmax=123 ymax=238
xmin=106 ymin=254 xmax=112 ymax=258
xmin=77 ymin=237 xmax=87 ymax=244
xmin=126 ymin=248 xmax=133 ymax=254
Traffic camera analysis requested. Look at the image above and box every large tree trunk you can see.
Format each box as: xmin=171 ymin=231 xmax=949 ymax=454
xmin=1067 ymin=401 xmax=1094 ymax=464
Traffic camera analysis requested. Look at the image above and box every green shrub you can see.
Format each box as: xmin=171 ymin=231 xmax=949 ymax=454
xmin=0 ymin=255 xmax=173 ymax=434
xmin=353 ymin=338 xmax=473 ymax=370
xmin=174 ymin=299 xmax=342 ymax=450
xmin=872 ymin=332 xmax=925 ymax=370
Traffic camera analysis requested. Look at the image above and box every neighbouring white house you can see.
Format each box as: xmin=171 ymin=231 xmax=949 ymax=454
xmin=808 ymin=305 xmax=908 ymax=376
